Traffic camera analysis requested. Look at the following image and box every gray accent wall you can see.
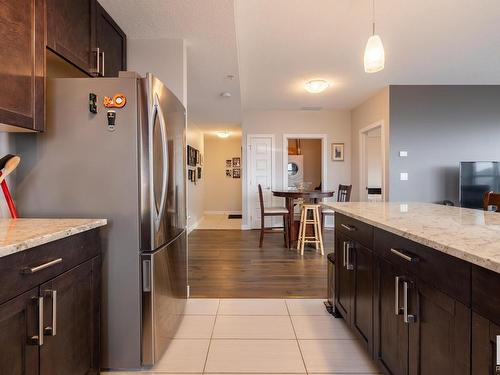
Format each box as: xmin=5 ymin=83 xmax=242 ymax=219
xmin=389 ymin=85 xmax=500 ymax=204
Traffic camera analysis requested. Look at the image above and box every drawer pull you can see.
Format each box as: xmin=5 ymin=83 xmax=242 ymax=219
xmin=21 ymin=258 xmax=63 ymax=274
xmin=341 ymin=223 xmax=357 ymax=232
xmin=395 ymin=276 xmax=403 ymax=315
xmin=390 ymin=248 xmax=419 ymax=263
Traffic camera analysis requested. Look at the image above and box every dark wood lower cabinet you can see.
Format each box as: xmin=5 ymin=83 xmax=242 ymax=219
xmin=335 ymin=231 xmax=352 ymax=320
xmin=40 ymin=258 xmax=100 ymax=375
xmin=0 ymin=288 xmax=39 ymax=375
xmin=409 ymin=280 xmax=470 ymax=375
xmin=0 ymin=229 xmax=101 ymax=375
xmin=375 ymin=259 xmax=409 ymax=375
xmin=472 ymin=312 xmax=500 ymax=374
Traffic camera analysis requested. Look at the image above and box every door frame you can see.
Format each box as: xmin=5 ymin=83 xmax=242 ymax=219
xmin=359 ymin=120 xmax=386 ymax=201
xmin=282 ymin=133 xmax=328 ymax=191
xmin=246 ymin=134 xmax=276 ymax=229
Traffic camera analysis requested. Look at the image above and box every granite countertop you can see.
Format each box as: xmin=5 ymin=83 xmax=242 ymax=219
xmin=0 ymin=218 xmax=107 ymax=259
xmin=324 ymin=202 xmax=500 ymax=273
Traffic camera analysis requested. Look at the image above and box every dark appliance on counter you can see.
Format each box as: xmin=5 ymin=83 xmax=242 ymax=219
xmin=15 ymin=73 xmax=187 ymax=370
xmin=459 ymin=161 xmax=500 ymax=209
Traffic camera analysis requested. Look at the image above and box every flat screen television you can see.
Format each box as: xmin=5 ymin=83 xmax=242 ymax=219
xmin=459 ymin=161 xmax=500 ymax=208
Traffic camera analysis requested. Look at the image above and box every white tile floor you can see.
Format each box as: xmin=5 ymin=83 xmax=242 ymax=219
xmin=103 ymin=298 xmax=381 ymax=374
xmin=196 ymin=214 xmax=242 ymax=230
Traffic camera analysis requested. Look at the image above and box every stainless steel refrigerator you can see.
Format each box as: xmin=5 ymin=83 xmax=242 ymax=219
xmin=15 ymin=72 xmax=187 ymax=370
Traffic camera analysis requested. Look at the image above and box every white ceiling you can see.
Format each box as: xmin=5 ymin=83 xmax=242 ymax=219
xmin=98 ymin=0 xmax=242 ymax=128
xmin=99 ymin=0 xmax=500 ymax=124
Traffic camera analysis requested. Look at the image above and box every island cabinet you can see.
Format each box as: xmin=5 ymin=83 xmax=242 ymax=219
xmin=335 ymin=213 xmax=473 ymax=375
xmin=471 ymin=265 xmax=500 ymax=374
xmin=335 ymin=214 xmax=374 ymax=354
xmin=0 ymin=229 xmax=101 ymax=375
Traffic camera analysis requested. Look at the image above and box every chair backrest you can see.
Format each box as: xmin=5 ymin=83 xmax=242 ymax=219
xmin=483 ymin=191 xmax=500 ymax=212
xmin=258 ymin=184 xmax=265 ymax=216
xmin=337 ymin=184 xmax=352 ymax=202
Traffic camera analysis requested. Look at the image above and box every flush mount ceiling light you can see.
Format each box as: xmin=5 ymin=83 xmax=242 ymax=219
xmin=217 ymin=131 xmax=230 ymax=138
xmin=304 ymin=79 xmax=330 ymax=94
xmin=364 ymin=0 xmax=385 ymax=73
xmin=220 ymin=92 xmax=232 ymax=98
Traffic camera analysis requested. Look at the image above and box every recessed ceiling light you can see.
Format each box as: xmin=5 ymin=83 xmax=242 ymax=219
xmin=220 ymin=92 xmax=232 ymax=98
xmin=217 ymin=131 xmax=230 ymax=138
xmin=226 ymin=74 xmax=235 ymax=80
xmin=304 ymin=80 xmax=330 ymax=94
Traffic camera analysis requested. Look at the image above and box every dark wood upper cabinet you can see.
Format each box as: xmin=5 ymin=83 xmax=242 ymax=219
xmin=0 ymin=0 xmax=45 ymax=131
xmin=46 ymin=0 xmax=97 ymax=75
xmin=96 ymin=3 xmax=127 ymax=77
xmin=0 ymin=288 xmax=40 ymax=375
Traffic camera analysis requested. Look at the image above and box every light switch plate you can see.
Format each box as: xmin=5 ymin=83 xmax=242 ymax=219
xmin=400 ymin=172 xmax=409 ymax=181
xmin=399 ymin=151 xmax=408 ymax=157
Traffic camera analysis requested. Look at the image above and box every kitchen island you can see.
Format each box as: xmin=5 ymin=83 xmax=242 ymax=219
xmin=323 ymin=202 xmax=500 ymax=375
xmin=0 ymin=218 xmax=106 ymax=374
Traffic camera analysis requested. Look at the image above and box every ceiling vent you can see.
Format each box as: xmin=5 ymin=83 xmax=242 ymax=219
xmin=301 ymin=106 xmax=323 ymax=111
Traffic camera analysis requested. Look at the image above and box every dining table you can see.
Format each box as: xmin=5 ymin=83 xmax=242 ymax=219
xmin=272 ymin=189 xmax=334 ymax=248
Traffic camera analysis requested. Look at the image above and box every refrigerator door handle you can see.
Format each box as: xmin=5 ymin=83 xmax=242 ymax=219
xmin=152 ymin=93 xmax=169 ymax=231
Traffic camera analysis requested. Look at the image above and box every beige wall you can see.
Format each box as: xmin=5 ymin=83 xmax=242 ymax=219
xmin=350 ymin=87 xmax=390 ymax=201
xmin=288 ymin=139 xmax=322 ymax=188
xmin=203 ymin=133 xmax=242 ymax=213
xmin=186 ymin=122 xmax=205 ymax=231
xmin=241 ymin=110 xmax=351 ymax=228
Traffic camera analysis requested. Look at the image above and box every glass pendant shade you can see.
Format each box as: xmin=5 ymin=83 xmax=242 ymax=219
xmin=364 ymin=34 xmax=385 ymax=73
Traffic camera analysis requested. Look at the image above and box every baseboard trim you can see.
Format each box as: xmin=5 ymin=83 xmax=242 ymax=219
xmin=187 ymin=217 xmax=204 ymax=234
xmin=203 ymin=210 xmax=242 ymax=215
xmin=241 ymin=224 xmax=251 ymax=230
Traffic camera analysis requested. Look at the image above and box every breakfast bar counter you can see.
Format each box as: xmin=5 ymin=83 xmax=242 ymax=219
xmin=321 ymin=201 xmax=500 ymax=375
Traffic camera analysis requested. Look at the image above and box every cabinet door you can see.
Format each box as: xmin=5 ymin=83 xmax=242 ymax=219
xmin=39 ymin=258 xmax=100 ymax=375
xmin=0 ymin=0 xmax=44 ymax=131
xmin=472 ymin=312 xmax=500 ymax=375
xmin=96 ymin=3 xmax=126 ymax=77
xmin=352 ymin=242 xmax=374 ymax=353
xmin=408 ymin=280 xmax=470 ymax=375
xmin=335 ymin=230 xmax=353 ymax=320
xmin=46 ymin=0 xmax=97 ymax=75
xmin=0 ymin=288 xmax=40 ymax=375
xmin=374 ymin=259 xmax=409 ymax=375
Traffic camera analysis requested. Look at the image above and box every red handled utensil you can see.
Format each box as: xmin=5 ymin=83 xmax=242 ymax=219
xmin=0 ymin=154 xmax=20 ymax=218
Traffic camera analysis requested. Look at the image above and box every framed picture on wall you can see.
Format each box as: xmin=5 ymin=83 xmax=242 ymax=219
xmin=232 ymin=157 xmax=241 ymax=167
xmin=226 ymin=159 xmax=232 ymax=168
xmin=197 ymin=167 xmax=202 ymax=179
xmin=331 ymin=143 xmax=345 ymax=161
xmin=233 ymin=168 xmax=241 ymax=178
xmin=226 ymin=169 xmax=232 ymax=177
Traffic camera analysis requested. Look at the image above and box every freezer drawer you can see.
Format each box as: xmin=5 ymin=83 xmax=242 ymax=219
xmin=141 ymin=231 xmax=187 ymax=366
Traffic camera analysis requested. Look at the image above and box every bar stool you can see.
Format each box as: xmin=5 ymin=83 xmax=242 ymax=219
xmin=297 ymin=204 xmax=324 ymax=255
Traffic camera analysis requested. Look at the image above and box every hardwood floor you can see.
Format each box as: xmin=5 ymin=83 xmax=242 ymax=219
xmin=188 ymin=229 xmax=333 ymax=298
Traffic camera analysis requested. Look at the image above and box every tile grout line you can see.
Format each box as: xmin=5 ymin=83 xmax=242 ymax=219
xmin=285 ymin=300 xmax=309 ymax=375
xmin=201 ymin=299 xmax=221 ymax=374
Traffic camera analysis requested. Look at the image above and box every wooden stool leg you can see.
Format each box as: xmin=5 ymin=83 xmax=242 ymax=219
xmin=312 ymin=208 xmax=319 ymax=251
xmin=259 ymin=214 xmax=264 ymax=248
xmin=300 ymin=208 xmax=307 ymax=255
xmin=315 ymin=207 xmax=324 ymax=255
xmin=297 ymin=207 xmax=304 ymax=250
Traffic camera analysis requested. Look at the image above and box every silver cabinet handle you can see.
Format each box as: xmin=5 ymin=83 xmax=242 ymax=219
xmin=342 ymin=241 xmax=347 ymax=268
xmin=44 ymin=290 xmax=57 ymax=336
xmin=21 ymin=258 xmax=62 ymax=274
xmin=30 ymin=297 xmax=44 ymax=346
xmin=341 ymin=223 xmax=357 ymax=232
xmin=346 ymin=242 xmax=354 ymax=270
xmin=92 ymin=47 xmax=100 ymax=76
xmin=395 ymin=276 xmax=403 ymax=315
xmin=403 ymin=281 xmax=416 ymax=323
xmin=101 ymin=50 xmax=105 ymax=76
xmin=390 ymin=248 xmax=419 ymax=263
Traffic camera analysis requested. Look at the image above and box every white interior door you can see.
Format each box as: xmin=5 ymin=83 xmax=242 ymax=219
xmin=248 ymin=136 xmax=273 ymax=229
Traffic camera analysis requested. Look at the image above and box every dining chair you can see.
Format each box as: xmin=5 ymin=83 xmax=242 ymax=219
xmin=258 ymin=184 xmax=289 ymax=248
xmin=321 ymin=184 xmax=352 ymax=231
xmin=483 ymin=191 xmax=500 ymax=212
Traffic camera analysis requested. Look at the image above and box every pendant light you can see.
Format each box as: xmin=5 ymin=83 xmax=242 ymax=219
xmin=364 ymin=0 xmax=385 ymax=73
